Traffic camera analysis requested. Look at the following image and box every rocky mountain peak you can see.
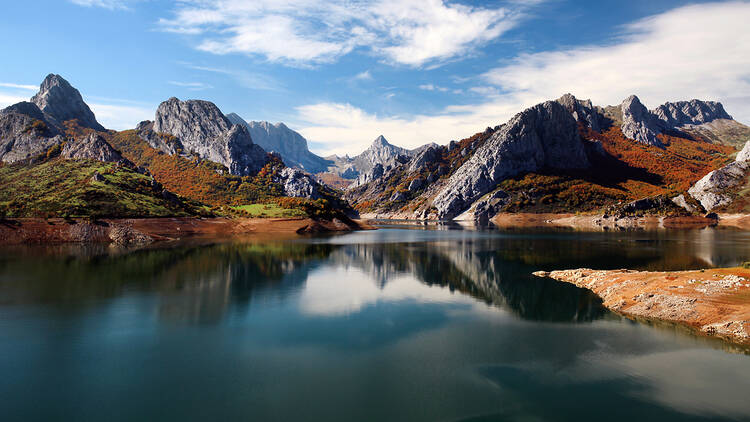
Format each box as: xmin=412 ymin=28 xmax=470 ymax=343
xmin=652 ymin=99 xmax=732 ymax=127
xmin=432 ymin=100 xmax=590 ymax=220
xmin=30 ymin=74 xmax=104 ymax=131
xmin=149 ymin=97 xmax=269 ymax=176
xmin=620 ymin=94 xmax=663 ymax=146
xmin=372 ymin=135 xmax=389 ymax=146
xmin=225 ymin=113 xmax=330 ymax=173
xmin=556 ymin=93 xmax=603 ymax=132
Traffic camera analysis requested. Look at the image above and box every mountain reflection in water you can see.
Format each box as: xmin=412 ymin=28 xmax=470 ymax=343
xmin=2 ymin=227 xmax=750 ymax=422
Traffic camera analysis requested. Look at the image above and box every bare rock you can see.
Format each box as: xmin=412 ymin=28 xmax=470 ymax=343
xmin=62 ymin=133 xmax=125 ymax=163
xmin=152 ymin=97 xmax=269 ymax=175
xmin=273 ymin=167 xmax=320 ymax=199
xmin=31 ymin=74 xmax=104 ymax=131
xmin=432 ymin=100 xmax=589 ymax=220
xmin=620 ymin=95 xmax=663 ymax=146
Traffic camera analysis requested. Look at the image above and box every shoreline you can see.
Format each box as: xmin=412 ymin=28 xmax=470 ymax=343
xmin=361 ymin=212 xmax=750 ymax=231
xmin=0 ymin=216 xmax=372 ymax=245
xmin=534 ymin=267 xmax=750 ymax=348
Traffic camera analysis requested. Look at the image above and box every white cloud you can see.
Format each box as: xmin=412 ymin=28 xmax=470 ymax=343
xmin=69 ymin=0 xmax=138 ymax=10
xmin=0 ymin=93 xmax=28 ymax=108
xmin=88 ymin=102 xmax=154 ymax=130
xmin=354 ymin=70 xmax=373 ymax=81
xmin=167 ymin=80 xmax=213 ymax=91
xmin=159 ymin=0 xmax=526 ymax=67
xmin=178 ymin=61 xmax=282 ymax=91
xmin=482 ymin=1 xmax=750 ymax=123
xmin=298 ymin=2 xmax=750 ymax=156
xmin=419 ymin=84 xmax=450 ymax=92
xmin=0 ymin=83 xmax=37 ymax=91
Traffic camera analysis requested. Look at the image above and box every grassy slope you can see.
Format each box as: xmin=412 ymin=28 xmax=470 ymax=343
xmin=0 ymin=159 xmax=198 ymax=218
xmin=106 ymin=129 xmax=353 ymax=219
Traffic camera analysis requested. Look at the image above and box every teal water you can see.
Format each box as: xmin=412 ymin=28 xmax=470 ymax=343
xmin=2 ymin=227 xmax=750 ymax=421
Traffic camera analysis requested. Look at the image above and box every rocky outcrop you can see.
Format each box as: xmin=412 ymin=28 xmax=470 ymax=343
xmin=652 ymin=100 xmax=732 ymax=127
xmin=0 ymin=102 xmax=64 ymax=163
xmin=432 ymin=100 xmax=590 ymax=220
xmin=618 ymin=96 xmax=736 ymax=147
xmin=620 ymin=95 xmax=663 ymax=146
xmin=688 ymin=141 xmax=750 ymax=212
xmin=273 ymin=167 xmax=320 ymax=199
xmin=61 ymin=133 xmax=125 ymax=163
xmin=736 ymin=140 xmax=750 ymax=163
xmin=351 ymin=135 xmax=410 ymax=175
xmin=350 ymin=163 xmax=385 ymax=189
xmin=557 ymin=93 xmax=605 ymax=132
xmin=225 ymin=114 xmax=331 ymax=173
xmin=151 ymin=98 xmax=269 ymax=175
xmin=30 ymin=74 xmax=104 ymax=131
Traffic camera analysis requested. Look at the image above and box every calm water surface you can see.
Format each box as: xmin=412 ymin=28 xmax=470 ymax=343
xmin=2 ymin=226 xmax=750 ymax=421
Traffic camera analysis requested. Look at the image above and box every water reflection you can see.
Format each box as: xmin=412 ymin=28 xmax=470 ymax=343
xmin=2 ymin=228 xmax=750 ymax=421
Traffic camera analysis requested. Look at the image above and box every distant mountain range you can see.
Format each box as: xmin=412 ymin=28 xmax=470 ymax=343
xmin=2 ymin=73 xmax=750 ymax=223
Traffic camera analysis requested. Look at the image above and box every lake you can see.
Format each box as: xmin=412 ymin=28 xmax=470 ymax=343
xmin=2 ymin=226 xmax=750 ymax=421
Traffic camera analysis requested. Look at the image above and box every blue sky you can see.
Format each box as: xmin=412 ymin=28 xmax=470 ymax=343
xmin=1 ymin=0 xmax=749 ymax=156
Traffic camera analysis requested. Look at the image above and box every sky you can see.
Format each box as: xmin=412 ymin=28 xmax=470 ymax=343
xmin=1 ymin=0 xmax=749 ymax=156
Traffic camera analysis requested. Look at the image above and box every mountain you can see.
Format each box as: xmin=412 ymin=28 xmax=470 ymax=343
xmin=687 ymin=141 xmax=750 ymax=212
xmin=145 ymin=97 xmax=270 ymax=176
xmin=30 ymin=74 xmax=104 ymax=131
xmin=607 ymin=95 xmax=741 ymax=147
xmin=0 ymin=101 xmax=65 ymax=163
xmin=345 ymin=93 xmax=749 ymax=222
xmin=225 ymin=113 xmax=331 ymax=173
xmin=0 ymin=74 xmax=112 ymax=163
xmin=432 ymin=101 xmax=591 ymax=219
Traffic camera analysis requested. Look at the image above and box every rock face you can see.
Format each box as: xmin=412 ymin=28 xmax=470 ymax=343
xmin=432 ymin=101 xmax=590 ymax=220
xmin=273 ymin=167 xmax=321 ymax=199
xmin=225 ymin=114 xmax=331 ymax=174
xmin=557 ymin=93 xmax=605 ymax=132
xmin=736 ymin=140 xmax=750 ymax=163
xmin=61 ymin=133 xmax=125 ymax=163
xmin=351 ymin=135 xmax=410 ymax=176
xmin=688 ymin=141 xmax=750 ymax=212
xmin=620 ymin=95 xmax=663 ymax=146
xmin=618 ymin=95 xmax=736 ymax=147
xmin=30 ymin=74 xmax=104 ymax=131
xmin=151 ymin=98 xmax=269 ymax=175
xmin=652 ymin=100 xmax=731 ymax=127
xmin=0 ymin=102 xmax=64 ymax=163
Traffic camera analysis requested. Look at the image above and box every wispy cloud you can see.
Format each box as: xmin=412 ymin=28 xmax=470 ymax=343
xmin=69 ymin=0 xmax=139 ymax=10
xmin=296 ymin=2 xmax=750 ymax=155
xmin=167 ymin=80 xmax=213 ymax=91
xmin=419 ymin=84 xmax=450 ymax=92
xmin=159 ymin=0 xmax=533 ymax=67
xmin=354 ymin=70 xmax=373 ymax=81
xmin=0 ymin=82 xmax=37 ymax=91
xmin=178 ymin=61 xmax=282 ymax=91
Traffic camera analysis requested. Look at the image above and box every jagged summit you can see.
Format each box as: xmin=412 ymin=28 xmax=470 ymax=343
xmin=149 ymin=97 xmax=269 ymax=176
xmin=225 ymin=113 xmax=330 ymax=173
xmin=653 ymin=99 xmax=732 ymax=127
xmin=30 ymin=74 xmax=104 ymax=131
xmin=615 ymin=95 xmax=737 ymax=147
xmin=432 ymin=100 xmax=591 ymax=219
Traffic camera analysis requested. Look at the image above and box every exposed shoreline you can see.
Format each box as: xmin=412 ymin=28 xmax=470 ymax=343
xmin=534 ymin=267 xmax=750 ymax=348
xmin=0 ymin=217 xmax=371 ymax=245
